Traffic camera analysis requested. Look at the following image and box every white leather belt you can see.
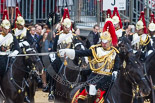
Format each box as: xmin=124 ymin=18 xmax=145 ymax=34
xmin=0 ymin=52 xmax=11 ymax=55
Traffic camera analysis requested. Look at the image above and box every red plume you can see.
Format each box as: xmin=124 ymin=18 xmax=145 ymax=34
xmin=112 ymin=7 xmax=122 ymax=28
xmin=150 ymin=13 xmax=155 ymax=23
xmin=62 ymin=8 xmax=70 ymax=21
xmin=15 ymin=7 xmax=21 ymax=22
xmin=14 ymin=7 xmax=22 ymax=28
xmin=138 ymin=11 xmax=147 ymax=34
xmin=103 ymin=21 xmax=118 ymax=46
xmin=106 ymin=9 xmax=112 ymax=18
xmin=61 ymin=8 xmax=72 ymax=30
xmin=2 ymin=9 xmax=9 ymax=20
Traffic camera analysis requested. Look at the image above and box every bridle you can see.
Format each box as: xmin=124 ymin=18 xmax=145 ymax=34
xmin=9 ymin=48 xmax=41 ymax=94
xmin=119 ymin=42 xmax=148 ymax=97
xmin=58 ymin=40 xmax=88 ymax=88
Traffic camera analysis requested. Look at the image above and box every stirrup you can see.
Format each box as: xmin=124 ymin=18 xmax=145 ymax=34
xmin=48 ymin=93 xmax=55 ymax=102
xmin=24 ymin=96 xmax=30 ymax=103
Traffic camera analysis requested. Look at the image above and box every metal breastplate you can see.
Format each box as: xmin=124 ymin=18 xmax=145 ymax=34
xmin=57 ymin=42 xmax=72 ymax=50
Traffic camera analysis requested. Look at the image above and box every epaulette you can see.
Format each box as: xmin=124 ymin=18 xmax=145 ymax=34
xmin=122 ymin=29 xmax=125 ymax=31
xmin=26 ymin=27 xmax=29 ymax=30
xmin=12 ymin=28 xmax=16 ymax=31
xmin=72 ymin=33 xmax=77 ymax=36
xmin=89 ymin=44 xmax=101 ymax=49
xmin=56 ymin=30 xmax=63 ymax=35
xmin=72 ymin=28 xmax=75 ymax=33
xmin=130 ymin=33 xmax=134 ymax=35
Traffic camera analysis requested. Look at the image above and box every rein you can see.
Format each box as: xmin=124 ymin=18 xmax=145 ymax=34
xmin=9 ymin=58 xmax=28 ymax=93
xmin=9 ymin=52 xmax=40 ymax=93
xmin=58 ymin=41 xmax=87 ymax=88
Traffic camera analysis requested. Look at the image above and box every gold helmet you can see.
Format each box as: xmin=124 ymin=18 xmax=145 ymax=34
xmin=136 ymin=20 xmax=144 ymax=30
xmin=100 ymin=31 xmax=112 ymax=43
xmin=112 ymin=16 xmax=119 ymax=25
xmin=16 ymin=16 xmax=25 ymax=26
xmin=62 ymin=18 xmax=71 ymax=28
xmin=101 ymin=21 xmax=118 ymax=46
xmin=112 ymin=7 xmax=122 ymax=28
xmin=148 ymin=13 xmax=155 ymax=32
xmin=1 ymin=9 xmax=10 ymax=29
xmin=148 ymin=22 xmax=155 ymax=32
xmin=136 ymin=11 xmax=147 ymax=33
xmin=1 ymin=19 xmax=10 ymax=29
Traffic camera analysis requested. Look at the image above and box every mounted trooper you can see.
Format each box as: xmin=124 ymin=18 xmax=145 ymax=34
xmin=112 ymin=7 xmax=126 ymax=43
xmin=131 ymin=11 xmax=153 ymax=61
xmin=12 ymin=7 xmax=30 ymax=48
xmin=58 ymin=21 xmax=120 ymax=103
xmin=0 ymin=9 xmax=20 ymax=76
xmin=48 ymin=8 xmax=77 ymax=101
xmin=148 ymin=13 xmax=155 ymax=49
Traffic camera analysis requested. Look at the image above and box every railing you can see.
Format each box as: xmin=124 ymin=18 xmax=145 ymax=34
xmin=70 ymin=0 xmax=104 ymax=27
xmin=0 ymin=0 xmax=55 ymax=24
xmin=0 ymin=0 xmax=155 ymax=27
xmin=129 ymin=0 xmax=155 ymax=25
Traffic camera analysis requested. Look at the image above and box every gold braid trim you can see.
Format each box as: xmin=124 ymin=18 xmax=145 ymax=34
xmin=140 ymin=35 xmax=150 ymax=46
xmin=88 ymin=45 xmax=119 ymax=72
xmin=71 ymin=89 xmax=80 ymax=103
xmin=98 ymin=97 xmax=104 ymax=103
xmin=78 ymin=95 xmax=87 ymax=100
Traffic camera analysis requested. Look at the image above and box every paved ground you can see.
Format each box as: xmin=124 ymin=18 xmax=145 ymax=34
xmin=35 ymin=89 xmax=52 ymax=103
xmin=34 ymin=89 xmax=150 ymax=103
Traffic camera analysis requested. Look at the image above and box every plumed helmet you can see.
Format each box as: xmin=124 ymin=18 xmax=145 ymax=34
xmin=148 ymin=13 xmax=155 ymax=32
xmin=60 ymin=8 xmax=72 ymax=30
xmin=112 ymin=7 xmax=122 ymax=28
xmin=112 ymin=16 xmax=119 ymax=24
xmin=148 ymin=23 xmax=155 ymax=32
xmin=2 ymin=9 xmax=9 ymax=20
xmin=136 ymin=20 xmax=144 ymax=30
xmin=136 ymin=11 xmax=147 ymax=34
xmin=16 ymin=16 xmax=25 ymax=26
xmin=1 ymin=19 xmax=10 ymax=29
xmin=1 ymin=9 xmax=10 ymax=29
xmin=100 ymin=31 xmax=112 ymax=43
xmin=105 ymin=9 xmax=113 ymax=23
xmin=100 ymin=21 xmax=118 ymax=46
xmin=62 ymin=18 xmax=71 ymax=28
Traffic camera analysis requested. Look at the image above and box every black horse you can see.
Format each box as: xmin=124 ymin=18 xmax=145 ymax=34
xmin=0 ymin=47 xmax=43 ymax=103
xmin=104 ymin=37 xmax=151 ymax=103
xmin=70 ymin=37 xmax=151 ymax=103
xmin=48 ymin=38 xmax=89 ymax=103
xmin=139 ymin=50 xmax=155 ymax=103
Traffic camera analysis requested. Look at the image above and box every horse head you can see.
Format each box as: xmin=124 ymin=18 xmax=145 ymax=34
xmin=72 ymin=38 xmax=88 ymax=67
xmin=118 ymin=37 xmax=132 ymax=59
xmin=22 ymin=46 xmax=43 ymax=75
xmin=119 ymin=37 xmax=151 ymax=97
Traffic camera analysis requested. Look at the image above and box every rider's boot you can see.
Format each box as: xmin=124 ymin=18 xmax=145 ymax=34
xmin=42 ymin=84 xmax=49 ymax=92
xmin=48 ymin=86 xmax=55 ymax=102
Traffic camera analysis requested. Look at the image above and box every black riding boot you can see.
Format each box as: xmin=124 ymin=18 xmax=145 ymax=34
xmin=48 ymin=77 xmax=55 ymax=102
xmin=42 ymin=84 xmax=49 ymax=92
xmin=48 ymin=86 xmax=55 ymax=102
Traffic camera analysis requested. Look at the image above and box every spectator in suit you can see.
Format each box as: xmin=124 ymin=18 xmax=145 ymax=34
xmin=87 ymin=24 xmax=100 ymax=46
xmin=28 ymin=26 xmax=38 ymax=46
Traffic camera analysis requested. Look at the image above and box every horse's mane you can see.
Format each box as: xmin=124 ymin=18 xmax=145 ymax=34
xmin=121 ymin=36 xmax=131 ymax=45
